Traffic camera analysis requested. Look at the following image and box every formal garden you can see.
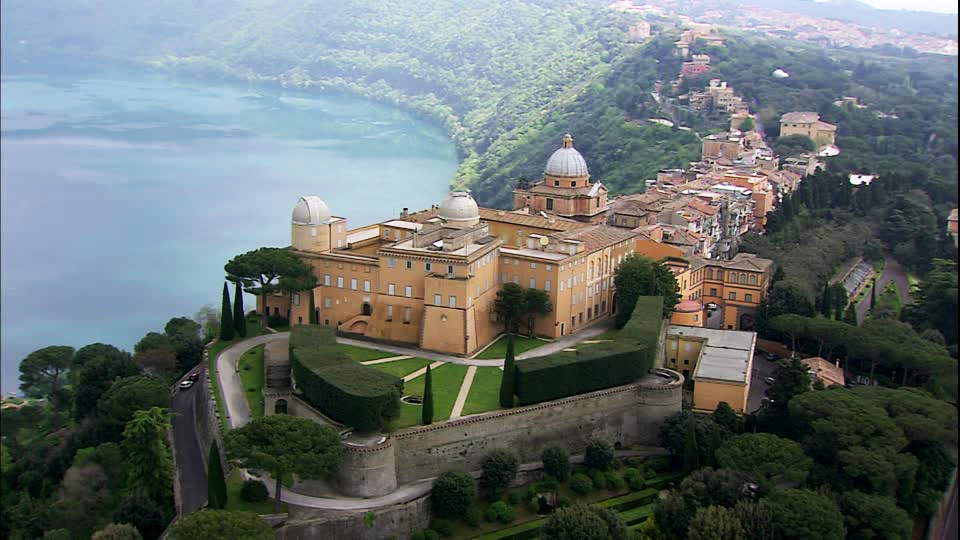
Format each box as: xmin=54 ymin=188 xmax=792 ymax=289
xmin=417 ymin=440 xmax=686 ymax=540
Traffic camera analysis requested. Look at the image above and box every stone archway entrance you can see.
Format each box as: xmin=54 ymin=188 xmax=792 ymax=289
xmin=274 ymin=399 xmax=288 ymax=414
xmin=362 ymin=302 xmax=372 ymax=316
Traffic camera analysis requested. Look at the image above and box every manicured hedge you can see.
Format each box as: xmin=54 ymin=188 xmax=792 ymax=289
xmin=514 ymin=297 xmax=663 ymax=405
xmin=289 ymin=326 xmax=401 ymax=431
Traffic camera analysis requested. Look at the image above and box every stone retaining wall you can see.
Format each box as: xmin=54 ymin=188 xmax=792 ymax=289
xmin=277 ymin=493 xmax=431 ymax=540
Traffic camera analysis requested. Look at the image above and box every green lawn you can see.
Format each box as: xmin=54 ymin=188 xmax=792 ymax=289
xmin=238 ymin=345 xmax=265 ymax=418
xmin=461 ymin=367 xmax=503 ymax=416
xmin=207 ymin=320 xmax=266 ymax=434
xmin=225 ymin=469 xmax=287 ymax=514
xmin=335 ymin=343 xmax=397 ymax=362
xmin=474 ymin=334 xmax=548 ymax=359
xmin=392 ymin=363 xmax=468 ymax=429
xmin=370 ymin=357 xmax=432 ymax=378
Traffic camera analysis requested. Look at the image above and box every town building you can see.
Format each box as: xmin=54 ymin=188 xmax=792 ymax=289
xmin=686 ymin=80 xmax=748 ymax=114
xmin=627 ymin=20 xmax=651 ymax=42
xmin=261 ymin=136 xmax=635 ymax=356
xmin=779 ymin=111 xmax=837 ymax=146
xmin=802 ymin=357 xmax=845 ymax=387
xmin=664 ymin=325 xmax=756 ymax=413
xmin=949 ymin=208 xmax=958 ymax=246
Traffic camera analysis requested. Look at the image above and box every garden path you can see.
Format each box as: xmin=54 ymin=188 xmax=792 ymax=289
xmin=448 ymin=365 xmax=478 ymax=419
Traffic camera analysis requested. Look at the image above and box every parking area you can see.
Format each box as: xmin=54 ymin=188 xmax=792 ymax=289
xmin=747 ymin=350 xmax=779 ymax=413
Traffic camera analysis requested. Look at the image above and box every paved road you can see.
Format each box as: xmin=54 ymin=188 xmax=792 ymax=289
xmin=856 ymin=254 xmax=913 ymax=322
xmin=746 ymin=352 xmax=777 ymax=413
xmin=171 ymin=377 xmax=207 ymax=514
xmin=217 ymin=333 xmax=284 ymax=429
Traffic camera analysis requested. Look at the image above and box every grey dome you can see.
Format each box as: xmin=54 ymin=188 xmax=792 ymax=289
xmin=544 ymin=134 xmax=589 ymax=177
xmin=438 ymin=192 xmax=480 ymax=223
xmin=292 ymin=196 xmax=331 ymax=225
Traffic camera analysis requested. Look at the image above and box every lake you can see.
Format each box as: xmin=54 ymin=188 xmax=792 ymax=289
xmin=0 ymin=74 xmax=458 ymax=394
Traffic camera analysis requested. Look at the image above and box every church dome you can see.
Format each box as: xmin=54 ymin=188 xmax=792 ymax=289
xmin=292 ymin=196 xmax=331 ymax=225
xmin=438 ymin=191 xmax=480 ymax=224
xmin=544 ymin=133 xmax=589 ymax=178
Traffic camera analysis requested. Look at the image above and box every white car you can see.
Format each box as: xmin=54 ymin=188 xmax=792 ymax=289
xmin=179 ymin=379 xmax=195 ymax=390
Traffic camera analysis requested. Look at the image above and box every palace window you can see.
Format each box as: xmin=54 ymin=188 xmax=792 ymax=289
xmin=447 ymin=265 xmax=454 ymax=275
xmin=448 ymin=296 xmax=457 ymax=308
xmin=403 ymin=307 xmax=412 ymax=324
xmin=513 ymin=274 xmax=520 ymax=284
xmin=323 ymin=298 xmax=332 ymax=308
xmin=364 ymin=280 xmax=371 ymax=292
xmin=388 ymin=283 xmax=396 ymax=295
xmin=529 ymin=277 xmax=536 ymax=289
xmin=739 ymin=274 xmax=747 ymax=285
xmin=748 ymin=274 xmax=757 ymax=285
xmin=387 ymin=258 xmax=396 ymax=268
xmin=336 ymin=276 xmax=344 ymax=288
xmin=554 ymin=180 xmax=560 ymax=187
xmin=425 ymin=262 xmax=432 ymax=272
xmin=404 ymin=285 xmax=412 ymax=298
xmin=293 ymin=294 xmax=300 ymax=306
xmin=386 ymin=305 xmax=393 ymax=321
xmin=324 ymin=274 xmax=331 ymax=286
xmin=706 ymin=268 xmax=713 ymax=279
xmin=729 ymin=292 xmax=736 ymax=300
xmin=546 ymin=198 xmax=554 ymax=210
xmin=405 ymin=260 xmax=412 ymax=270
xmin=350 ymin=279 xmax=358 ymax=290
xmin=434 ymin=294 xmax=442 ymax=304
xmin=571 ymin=181 xmax=577 ymax=187
xmin=499 ymin=272 xmax=507 ymax=283
xmin=745 ymin=293 xmax=753 ymax=303
xmin=545 ymin=280 xmax=551 ymax=292
xmin=530 ymin=262 xmax=537 ymax=269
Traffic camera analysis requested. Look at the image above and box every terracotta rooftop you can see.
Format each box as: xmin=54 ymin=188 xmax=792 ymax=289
xmin=686 ymin=198 xmax=718 ymax=216
xmin=802 ymin=357 xmax=845 ymax=387
xmin=781 ymin=111 xmax=822 ymax=124
xmin=552 ymin=224 xmax=638 ymax=252
xmin=478 ymin=208 xmax=583 ymax=231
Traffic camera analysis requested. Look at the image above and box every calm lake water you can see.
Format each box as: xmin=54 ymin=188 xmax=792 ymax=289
xmin=0 ymin=74 xmax=458 ymax=394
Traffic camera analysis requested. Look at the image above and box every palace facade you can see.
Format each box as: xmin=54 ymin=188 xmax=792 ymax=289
xmin=260 ymin=135 xmax=635 ymax=356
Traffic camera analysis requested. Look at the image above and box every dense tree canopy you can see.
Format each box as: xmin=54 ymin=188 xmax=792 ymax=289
xmin=224 ymin=247 xmax=318 ymax=328
xmin=613 ymin=254 xmax=679 ymax=326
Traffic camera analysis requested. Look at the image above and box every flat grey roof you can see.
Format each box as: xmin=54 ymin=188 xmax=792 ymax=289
xmin=668 ymin=325 xmax=755 ymax=384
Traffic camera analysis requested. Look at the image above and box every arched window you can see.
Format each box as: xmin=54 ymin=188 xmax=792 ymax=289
xmin=748 ymin=274 xmax=757 ymax=285
xmin=706 ymin=268 xmax=714 ymax=280
xmin=739 ymin=273 xmax=747 ymax=284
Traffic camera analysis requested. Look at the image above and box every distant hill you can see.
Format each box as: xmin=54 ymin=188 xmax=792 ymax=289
xmin=735 ymin=0 xmax=958 ymax=37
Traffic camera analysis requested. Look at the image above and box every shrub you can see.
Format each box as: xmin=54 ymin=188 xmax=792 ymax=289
xmin=483 ymin=505 xmax=499 ymax=523
xmin=490 ymin=501 xmax=516 ymax=524
xmin=584 ymin=438 xmax=615 ymax=470
xmin=610 ymin=458 xmax=623 ymax=470
xmin=590 ymin=469 xmax=608 ymax=490
xmin=267 ymin=314 xmax=289 ymax=328
xmin=645 ymin=468 xmax=657 ymax=480
xmin=289 ymin=326 xmax=401 ymax=431
xmin=528 ymin=496 xmax=542 ymax=514
xmin=432 ymin=471 xmax=477 ymax=518
xmin=535 ymin=477 xmax=559 ymax=493
xmin=480 ymin=449 xmax=519 ymax=496
xmin=541 ymin=446 xmax=571 ymax=481
xmin=606 ymin=471 xmax=626 ymax=490
xmin=464 ymin=506 xmax=482 ymax=527
xmin=570 ymin=473 xmax=593 ymax=495
xmin=645 ymin=456 xmax=672 ymax=472
xmin=557 ymin=495 xmax=571 ymax=508
xmin=507 ymin=490 xmax=525 ymax=505
xmin=240 ymin=479 xmax=269 ymax=502
xmin=624 ymin=468 xmax=645 ymax=491
xmin=411 ymin=529 xmax=439 ymax=540
xmin=514 ymin=297 xmax=663 ymax=405
xmin=430 ymin=519 xmax=454 ymax=537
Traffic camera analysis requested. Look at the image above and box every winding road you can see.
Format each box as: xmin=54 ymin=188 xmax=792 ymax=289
xmin=170 ymin=372 xmax=208 ymax=514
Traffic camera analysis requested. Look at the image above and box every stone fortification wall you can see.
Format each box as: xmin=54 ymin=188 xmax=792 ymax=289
xmin=337 ymin=437 xmax=398 ymax=498
xmin=387 ymin=369 xmax=682 ymax=485
xmin=277 ymin=493 xmax=431 ymax=540
xmin=195 ymin=347 xmax=229 ymax=474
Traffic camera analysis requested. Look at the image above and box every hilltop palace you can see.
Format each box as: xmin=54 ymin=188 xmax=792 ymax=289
xmin=260 ymin=134 xmax=773 ymax=358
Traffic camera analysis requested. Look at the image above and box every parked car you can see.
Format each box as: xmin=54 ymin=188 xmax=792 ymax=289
xmin=178 ymin=380 xmax=194 ymax=390
xmin=188 ymin=371 xmax=200 ymax=382
xmin=765 ymin=376 xmax=776 ymax=385
xmin=764 ymin=352 xmax=779 ymax=361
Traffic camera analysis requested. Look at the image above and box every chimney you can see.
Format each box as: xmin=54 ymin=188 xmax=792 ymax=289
xmin=401 ymin=207 xmax=409 ymax=218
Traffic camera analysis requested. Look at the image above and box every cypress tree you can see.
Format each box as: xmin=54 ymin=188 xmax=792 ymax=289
xmin=844 ymin=305 xmax=858 ymax=326
xmin=869 ymin=278 xmax=877 ymax=312
xmin=499 ymin=334 xmax=516 ymax=408
xmin=207 ymin=441 xmax=227 ymax=509
xmin=220 ymin=282 xmax=235 ymax=341
xmin=421 ymin=365 xmax=434 ymax=425
xmin=233 ymin=281 xmax=247 ymax=338
xmin=308 ymin=290 xmax=318 ymax=325
xmin=819 ymin=284 xmax=832 ymax=318
xmin=682 ymin=418 xmax=700 ymax=473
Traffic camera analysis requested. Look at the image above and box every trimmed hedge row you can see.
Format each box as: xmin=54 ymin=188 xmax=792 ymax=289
xmin=289 ymin=326 xmax=401 ymax=431
xmin=514 ymin=296 xmax=663 ymax=405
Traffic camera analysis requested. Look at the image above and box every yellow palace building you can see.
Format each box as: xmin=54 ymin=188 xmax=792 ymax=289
xmin=260 ymin=135 xmax=637 ymax=355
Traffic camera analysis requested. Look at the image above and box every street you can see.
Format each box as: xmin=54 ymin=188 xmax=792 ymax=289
xmin=171 ymin=373 xmax=207 ymax=514
xmin=746 ymin=350 xmax=778 ymax=413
